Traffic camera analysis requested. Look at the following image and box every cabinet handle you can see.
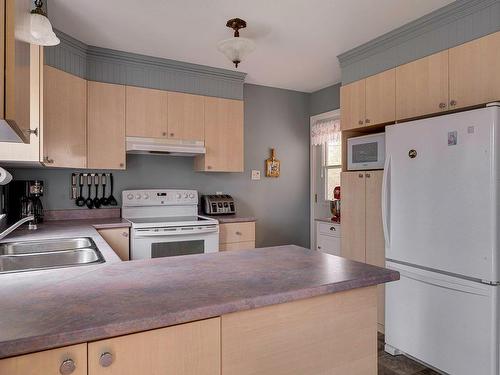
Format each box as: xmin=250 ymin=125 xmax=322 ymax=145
xmin=358 ymin=120 xmax=364 ymax=125
xmin=365 ymin=119 xmax=371 ymax=124
xmin=59 ymin=359 xmax=76 ymax=375
xmin=170 ymin=133 xmax=175 ymax=137
xmin=44 ymin=156 xmax=54 ymax=164
xmin=27 ymin=128 xmax=38 ymax=137
xmin=450 ymin=100 xmax=457 ymax=107
xmin=439 ymin=102 xmax=446 ymax=109
xmin=358 ymin=173 xmax=364 ymax=178
xmin=162 ymin=132 xmax=167 ymax=136
xmin=366 ymin=173 xmax=371 ymax=178
xmin=122 ymin=232 xmax=129 ymax=238
xmin=318 ymin=246 xmax=322 ymax=250
xmin=235 ymin=231 xmax=242 ymax=235
xmin=99 ymin=352 xmax=113 ymax=368
xmin=207 ymin=165 xmax=212 ymax=170
xmin=329 ymin=226 xmax=336 ymax=231
xmin=119 ymin=163 xmax=124 ymax=168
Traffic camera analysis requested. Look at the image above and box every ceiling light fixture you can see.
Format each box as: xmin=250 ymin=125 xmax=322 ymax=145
xmin=217 ymin=18 xmax=255 ymax=68
xmin=29 ymin=0 xmax=60 ymax=46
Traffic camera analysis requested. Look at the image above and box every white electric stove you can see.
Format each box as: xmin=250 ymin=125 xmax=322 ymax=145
xmin=122 ymin=189 xmax=219 ymax=260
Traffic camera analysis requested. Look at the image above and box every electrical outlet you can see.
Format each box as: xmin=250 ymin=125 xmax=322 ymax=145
xmin=251 ymin=170 xmax=261 ymax=180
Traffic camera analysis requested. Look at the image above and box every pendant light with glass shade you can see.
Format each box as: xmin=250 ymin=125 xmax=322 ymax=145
xmin=29 ymin=0 xmax=60 ymax=46
xmin=217 ymin=18 xmax=255 ymax=68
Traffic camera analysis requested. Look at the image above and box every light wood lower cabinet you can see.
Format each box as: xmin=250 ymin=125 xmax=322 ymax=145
xmin=195 ymin=97 xmax=244 ymax=172
xmin=219 ymin=222 xmax=255 ymax=251
xmin=88 ymin=318 xmax=220 ymax=375
xmin=221 ymin=286 xmax=377 ymax=375
xmin=125 ymin=86 xmax=168 ymax=139
xmin=97 ymin=227 xmax=130 ymax=261
xmin=87 ymin=82 xmax=126 ymax=170
xmin=43 ymin=65 xmax=87 ymax=168
xmin=0 ymin=343 xmax=86 ymax=375
xmin=341 ymin=170 xmax=385 ymax=331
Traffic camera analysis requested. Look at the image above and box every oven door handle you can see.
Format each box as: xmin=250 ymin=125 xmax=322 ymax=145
xmin=134 ymin=226 xmax=218 ymax=237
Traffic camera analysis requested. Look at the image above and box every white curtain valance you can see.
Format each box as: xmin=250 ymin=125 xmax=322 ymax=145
xmin=311 ymin=118 xmax=340 ymax=146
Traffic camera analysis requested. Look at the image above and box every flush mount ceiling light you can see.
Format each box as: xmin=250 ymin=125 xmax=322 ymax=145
xmin=29 ymin=0 xmax=60 ymax=46
xmin=217 ymin=18 xmax=255 ymax=68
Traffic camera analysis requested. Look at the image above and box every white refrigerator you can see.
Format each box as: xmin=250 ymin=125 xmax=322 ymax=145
xmin=384 ymin=105 xmax=500 ymax=375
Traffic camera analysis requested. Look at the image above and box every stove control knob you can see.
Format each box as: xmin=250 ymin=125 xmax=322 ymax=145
xmin=127 ymin=193 xmax=134 ymax=200
xmin=184 ymin=193 xmax=189 ymax=199
xmin=143 ymin=194 xmax=149 ymax=200
xmin=135 ymin=194 xmax=141 ymax=200
xmin=176 ymin=193 xmax=182 ymax=199
xmin=188 ymin=193 xmax=195 ymax=199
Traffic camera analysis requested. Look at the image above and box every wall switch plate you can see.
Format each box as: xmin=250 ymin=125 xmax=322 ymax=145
xmin=251 ymin=170 xmax=261 ymax=180
xmin=216 ymin=191 xmax=223 ymax=195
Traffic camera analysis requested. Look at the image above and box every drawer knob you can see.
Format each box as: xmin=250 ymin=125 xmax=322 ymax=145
xmin=162 ymin=132 xmax=167 ymax=136
xmin=358 ymin=173 xmax=364 ymax=178
xmin=366 ymin=173 xmax=370 ymax=178
xmin=358 ymin=120 xmax=364 ymax=125
xmin=59 ymin=359 xmax=76 ymax=375
xmin=365 ymin=119 xmax=371 ymax=124
xmin=235 ymin=231 xmax=242 ymax=235
xmin=99 ymin=352 xmax=113 ymax=368
xmin=318 ymin=246 xmax=322 ymax=250
xmin=170 ymin=133 xmax=175 ymax=137
xmin=329 ymin=226 xmax=336 ymax=231
xmin=439 ymin=102 xmax=446 ymax=109
xmin=122 ymin=232 xmax=129 ymax=238
xmin=450 ymin=100 xmax=457 ymax=107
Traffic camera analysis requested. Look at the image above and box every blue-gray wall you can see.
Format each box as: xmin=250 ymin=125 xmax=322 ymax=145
xmin=338 ymin=0 xmax=500 ymax=84
xmin=309 ymin=83 xmax=341 ymax=116
xmin=8 ymin=84 xmax=311 ymax=248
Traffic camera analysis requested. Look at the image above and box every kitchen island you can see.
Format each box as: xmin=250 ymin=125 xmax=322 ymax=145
xmin=0 ymin=239 xmax=398 ymax=375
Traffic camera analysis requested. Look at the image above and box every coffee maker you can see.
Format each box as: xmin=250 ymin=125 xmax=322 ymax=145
xmin=3 ymin=180 xmax=44 ymax=225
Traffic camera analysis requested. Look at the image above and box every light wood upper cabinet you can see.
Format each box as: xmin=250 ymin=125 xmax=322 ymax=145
xmin=195 ymin=97 xmax=244 ymax=172
xmin=365 ymin=69 xmax=395 ymax=126
xmin=0 ymin=343 xmax=87 ymax=375
xmin=43 ymin=65 xmax=87 ymax=168
xmin=340 ymin=79 xmax=365 ymax=130
xmin=88 ymin=318 xmax=220 ymax=375
xmin=97 ymin=227 xmax=130 ymax=261
xmin=167 ymin=92 xmax=204 ymax=141
xmin=396 ymin=50 xmax=449 ymax=120
xmin=449 ymin=31 xmax=500 ymax=110
xmin=125 ymin=86 xmax=168 ymax=138
xmin=87 ymin=81 xmax=126 ymax=170
xmin=340 ymin=171 xmax=366 ymax=263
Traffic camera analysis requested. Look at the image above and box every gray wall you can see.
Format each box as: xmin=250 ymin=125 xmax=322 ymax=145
xmin=338 ymin=0 xmax=500 ymax=84
xmin=309 ymin=83 xmax=341 ymax=116
xmin=8 ymin=84 xmax=311 ymax=248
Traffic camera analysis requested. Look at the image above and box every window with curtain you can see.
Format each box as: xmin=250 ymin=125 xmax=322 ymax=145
xmin=311 ymin=118 xmax=341 ymax=201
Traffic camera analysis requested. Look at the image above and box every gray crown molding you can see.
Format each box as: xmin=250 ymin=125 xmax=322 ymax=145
xmin=44 ymin=29 xmax=246 ymax=99
xmin=337 ymin=0 xmax=500 ymax=84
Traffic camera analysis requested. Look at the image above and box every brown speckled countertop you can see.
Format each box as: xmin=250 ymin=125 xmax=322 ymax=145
xmin=0 ymin=245 xmax=398 ymax=359
xmin=204 ymin=214 xmax=256 ymax=224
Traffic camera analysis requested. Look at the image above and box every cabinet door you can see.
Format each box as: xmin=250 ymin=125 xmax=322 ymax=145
xmin=125 ymin=86 xmax=168 ymax=138
xmin=364 ymin=170 xmax=385 ymax=330
xmin=167 ymin=92 xmax=204 ymax=141
xmin=43 ymin=65 xmax=87 ymax=168
xmin=195 ymin=97 xmax=243 ymax=172
xmin=222 ymin=287 xmax=377 ymax=375
xmin=316 ymin=234 xmax=341 ymax=256
xmin=449 ymin=31 xmax=500 ymax=110
xmin=97 ymin=227 xmax=130 ymax=261
xmin=87 ymin=82 xmax=126 ymax=169
xmin=396 ymin=50 xmax=449 ymax=120
xmin=88 ymin=318 xmax=220 ymax=375
xmin=340 ymin=79 xmax=365 ymax=130
xmin=0 ymin=343 xmax=86 ymax=375
xmin=365 ymin=69 xmax=395 ymax=126
xmin=340 ymin=172 xmax=366 ymax=262
xmin=219 ymin=241 xmax=255 ymax=251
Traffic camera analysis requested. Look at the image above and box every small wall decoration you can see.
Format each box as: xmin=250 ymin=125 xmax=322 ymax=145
xmin=265 ymin=148 xmax=280 ymax=177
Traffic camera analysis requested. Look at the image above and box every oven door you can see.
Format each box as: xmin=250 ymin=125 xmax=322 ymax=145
xmin=131 ymin=225 xmax=219 ymax=260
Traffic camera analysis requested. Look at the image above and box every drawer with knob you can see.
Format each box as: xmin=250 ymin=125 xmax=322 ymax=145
xmin=219 ymin=222 xmax=255 ymax=244
xmin=318 ymin=222 xmax=341 ymax=238
xmin=0 ymin=343 xmax=86 ymax=375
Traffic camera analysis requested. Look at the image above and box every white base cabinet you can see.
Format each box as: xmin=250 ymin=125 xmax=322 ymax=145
xmin=315 ymin=221 xmax=341 ymax=256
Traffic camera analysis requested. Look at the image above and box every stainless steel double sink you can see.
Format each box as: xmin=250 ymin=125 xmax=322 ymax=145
xmin=0 ymin=237 xmax=105 ymax=274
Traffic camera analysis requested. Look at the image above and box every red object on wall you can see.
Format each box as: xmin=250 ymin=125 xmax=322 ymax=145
xmin=333 ymin=186 xmax=341 ymax=200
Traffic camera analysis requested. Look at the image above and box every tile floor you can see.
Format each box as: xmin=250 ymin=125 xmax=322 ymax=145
xmin=378 ymin=334 xmax=440 ymax=375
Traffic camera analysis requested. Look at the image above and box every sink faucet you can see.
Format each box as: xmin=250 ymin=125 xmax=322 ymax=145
xmin=0 ymin=215 xmax=36 ymax=241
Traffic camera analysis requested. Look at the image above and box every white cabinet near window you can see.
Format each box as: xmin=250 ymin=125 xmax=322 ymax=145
xmin=315 ymin=220 xmax=341 ymax=256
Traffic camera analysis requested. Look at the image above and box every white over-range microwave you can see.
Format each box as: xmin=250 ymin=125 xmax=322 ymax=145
xmin=347 ymin=132 xmax=385 ymax=170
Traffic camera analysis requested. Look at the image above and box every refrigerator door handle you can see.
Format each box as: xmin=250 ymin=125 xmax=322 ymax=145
xmin=381 ymin=155 xmax=391 ymax=248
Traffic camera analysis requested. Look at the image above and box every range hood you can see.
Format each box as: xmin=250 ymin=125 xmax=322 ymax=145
xmin=126 ymin=137 xmax=206 ymax=157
